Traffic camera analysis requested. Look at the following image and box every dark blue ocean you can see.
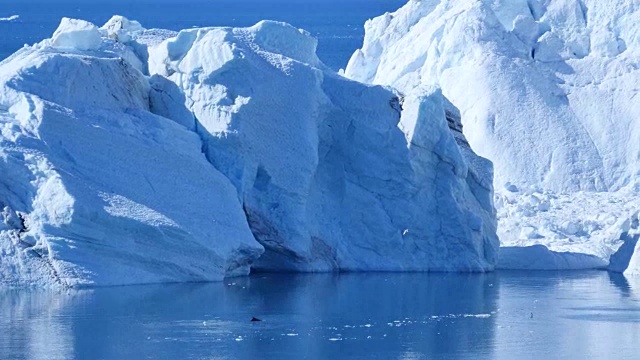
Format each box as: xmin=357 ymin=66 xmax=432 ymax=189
xmin=0 ymin=0 xmax=406 ymax=70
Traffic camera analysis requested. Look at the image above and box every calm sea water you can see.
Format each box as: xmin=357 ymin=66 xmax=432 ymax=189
xmin=0 ymin=0 xmax=406 ymax=70
xmin=1 ymin=271 xmax=640 ymax=359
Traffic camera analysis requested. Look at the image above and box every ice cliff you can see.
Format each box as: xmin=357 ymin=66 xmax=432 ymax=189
xmin=0 ymin=19 xmax=265 ymax=288
xmin=0 ymin=16 xmax=498 ymax=287
xmin=345 ymin=0 xmax=640 ymax=272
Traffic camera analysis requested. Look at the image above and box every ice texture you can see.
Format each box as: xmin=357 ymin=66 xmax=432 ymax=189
xmin=148 ymin=20 xmax=498 ymax=272
xmin=51 ymin=18 xmax=103 ymax=51
xmin=0 ymin=16 xmax=497 ymax=287
xmin=345 ymin=0 xmax=640 ymax=272
xmin=0 ymin=21 xmax=263 ymax=288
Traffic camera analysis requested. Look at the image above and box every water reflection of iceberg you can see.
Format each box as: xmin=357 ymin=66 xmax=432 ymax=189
xmin=0 ymin=290 xmax=83 ymax=360
xmin=236 ymin=273 xmax=500 ymax=359
xmin=0 ymin=273 xmax=500 ymax=359
xmin=495 ymin=271 xmax=640 ymax=359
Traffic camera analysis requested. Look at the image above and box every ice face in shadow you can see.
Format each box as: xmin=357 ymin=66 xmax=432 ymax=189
xmin=148 ymin=21 xmax=498 ymax=272
xmin=609 ymin=213 xmax=640 ymax=274
xmin=498 ymin=245 xmax=607 ymax=270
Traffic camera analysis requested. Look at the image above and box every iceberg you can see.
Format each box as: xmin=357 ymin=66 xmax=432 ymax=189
xmin=345 ymin=0 xmax=640 ymax=272
xmin=0 ymin=19 xmax=264 ymax=288
xmin=148 ymin=20 xmax=498 ymax=272
xmin=0 ymin=16 xmax=498 ymax=287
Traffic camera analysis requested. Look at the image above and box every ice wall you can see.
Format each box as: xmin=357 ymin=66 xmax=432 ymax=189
xmin=0 ymin=16 xmax=499 ymax=286
xmin=345 ymin=0 xmax=640 ymax=271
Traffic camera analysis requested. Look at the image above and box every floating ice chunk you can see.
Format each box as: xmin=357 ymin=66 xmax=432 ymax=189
xmin=561 ymin=221 xmax=581 ymax=236
xmin=520 ymin=226 xmax=542 ymax=240
xmin=0 ymin=15 xmax=19 ymax=22
xmin=0 ymin=35 xmax=263 ymax=287
xmin=463 ymin=314 xmax=491 ymax=318
xmin=51 ymin=18 xmax=103 ymax=51
xmin=1 ymin=13 xmax=500 ymax=287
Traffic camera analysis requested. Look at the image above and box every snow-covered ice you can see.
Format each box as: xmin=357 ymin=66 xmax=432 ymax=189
xmin=345 ymin=0 xmax=640 ymax=271
xmin=0 ymin=16 xmax=498 ymax=287
xmin=345 ymin=0 xmax=640 ymax=193
xmin=495 ymin=186 xmax=639 ymax=270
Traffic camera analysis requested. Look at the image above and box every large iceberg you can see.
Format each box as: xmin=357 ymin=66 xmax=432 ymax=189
xmin=0 ymin=19 xmax=266 ymax=288
xmin=147 ymin=21 xmax=498 ymax=272
xmin=0 ymin=16 xmax=498 ymax=287
xmin=345 ymin=0 xmax=640 ymax=272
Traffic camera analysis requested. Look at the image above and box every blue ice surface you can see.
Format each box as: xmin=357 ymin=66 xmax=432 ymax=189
xmin=0 ymin=0 xmax=407 ymax=70
xmin=2 ymin=271 xmax=640 ymax=359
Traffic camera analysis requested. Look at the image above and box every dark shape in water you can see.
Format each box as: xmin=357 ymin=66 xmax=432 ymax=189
xmin=251 ymin=317 xmax=262 ymax=322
